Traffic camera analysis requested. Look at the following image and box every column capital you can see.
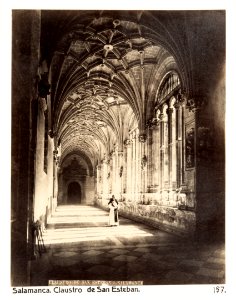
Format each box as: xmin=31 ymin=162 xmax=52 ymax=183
xmin=132 ymin=132 xmax=137 ymax=140
xmin=146 ymin=117 xmax=159 ymax=129
xmin=124 ymin=138 xmax=131 ymax=146
xmin=102 ymin=155 xmax=108 ymax=164
xmin=173 ymin=91 xmax=186 ymax=108
xmin=167 ymin=107 xmax=174 ymax=115
xmin=138 ymin=134 xmax=147 ymax=143
xmin=49 ymin=130 xmax=55 ymax=138
xmin=53 ymin=150 xmax=60 ymax=165
xmin=186 ymin=95 xmax=206 ymax=111
xmin=110 ymin=150 xmax=115 ymax=157
xmin=118 ymin=151 xmax=123 ymax=157
xmin=158 ymin=113 xmax=164 ymax=121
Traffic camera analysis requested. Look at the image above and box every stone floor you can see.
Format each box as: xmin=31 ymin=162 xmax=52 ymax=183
xmin=30 ymin=205 xmax=225 ymax=286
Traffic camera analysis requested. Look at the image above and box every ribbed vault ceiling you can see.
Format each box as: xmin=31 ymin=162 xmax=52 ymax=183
xmin=45 ymin=11 xmax=178 ymax=168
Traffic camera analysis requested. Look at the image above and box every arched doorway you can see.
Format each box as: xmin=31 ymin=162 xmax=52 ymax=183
xmin=67 ymin=182 xmax=81 ymax=204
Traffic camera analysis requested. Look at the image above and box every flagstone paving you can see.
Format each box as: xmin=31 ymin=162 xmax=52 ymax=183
xmin=30 ymin=205 xmax=225 ymax=285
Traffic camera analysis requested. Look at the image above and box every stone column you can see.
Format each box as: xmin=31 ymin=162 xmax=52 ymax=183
xmin=151 ymin=118 xmax=160 ymax=192
xmin=147 ymin=126 xmax=153 ymax=192
xmin=167 ymin=107 xmax=174 ymax=190
xmin=57 ymin=171 xmax=63 ymax=204
xmin=163 ymin=108 xmax=169 ymax=190
xmin=111 ymin=150 xmax=116 ymax=194
xmin=174 ymin=100 xmax=183 ymax=187
xmin=171 ymin=106 xmax=177 ymax=189
xmin=181 ymin=103 xmax=186 ymax=185
xmin=53 ymin=150 xmax=59 ymax=196
xmin=100 ymin=162 xmax=103 ymax=195
xmin=139 ymin=133 xmax=147 ymax=195
xmin=107 ymin=156 xmax=111 ymax=195
xmin=159 ymin=112 xmax=164 ymax=192
xmin=135 ymin=129 xmax=141 ymax=201
xmin=114 ymin=148 xmax=119 ymax=196
xmin=131 ymin=132 xmax=136 ymax=200
xmin=123 ymin=141 xmax=128 ymax=194
xmin=52 ymin=150 xmax=59 ymax=212
xmin=117 ymin=151 xmax=123 ymax=199
xmin=186 ymin=95 xmax=220 ymax=241
xmin=96 ymin=165 xmax=101 ymax=196
xmin=102 ymin=157 xmax=108 ymax=198
xmin=104 ymin=158 xmax=109 ymax=198
xmin=124 ymin=139 xmax=132 ymax=198
xmin=144 ymin=136 xmax=148 ymax=194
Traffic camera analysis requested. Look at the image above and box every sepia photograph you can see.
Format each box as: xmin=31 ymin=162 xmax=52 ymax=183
xmin=10 ymin=8 xmax=227 ymax=288
xmin=1 ymin=0 xmax=235 ymax=298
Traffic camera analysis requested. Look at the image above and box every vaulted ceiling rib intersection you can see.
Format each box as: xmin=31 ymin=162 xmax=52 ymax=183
xmin=49 ymin=13 xmax=176 ymax=169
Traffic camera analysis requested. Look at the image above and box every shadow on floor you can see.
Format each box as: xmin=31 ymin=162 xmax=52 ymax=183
xmin=30 ymin=205 xmax=225 ymax=286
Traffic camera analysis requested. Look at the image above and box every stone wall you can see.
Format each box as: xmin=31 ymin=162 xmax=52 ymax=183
xmin=57 ymin=156 xmax=95 ymax=205
xmin=95 ymin=196 xmax=196 ymax=237
xmin=195 ymin=63 xmax=225 ymax=242
xmin=34 ymin=101 xmax=54 ymax=224
xmin=85 ymin=177 xmax=95 ymax=204
xmin=11 ymin=10 xmax=41 ymax=286
xmin=58 ymin=175 xmax=95 ymax=205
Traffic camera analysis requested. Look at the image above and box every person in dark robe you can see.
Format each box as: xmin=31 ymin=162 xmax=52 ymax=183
xmin=108 ymin=195 xmax=119 ymax=226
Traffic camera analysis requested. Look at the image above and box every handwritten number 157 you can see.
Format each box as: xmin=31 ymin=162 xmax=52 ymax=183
xmin=213 ymin=286 xmax=226 ymax=293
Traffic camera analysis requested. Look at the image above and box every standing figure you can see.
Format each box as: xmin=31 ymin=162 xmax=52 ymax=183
xmin=108 ymin=195 xmax=119 ymax=226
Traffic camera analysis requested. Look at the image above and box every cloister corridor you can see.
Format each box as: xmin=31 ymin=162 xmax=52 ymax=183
xmin=11 ymin=10 xmax=226 ymax=287
xmin=30 ymin=204 xmax=224 ymax=285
